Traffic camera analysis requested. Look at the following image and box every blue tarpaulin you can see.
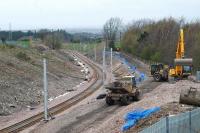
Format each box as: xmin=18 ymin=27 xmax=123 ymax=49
xmin=113 ymin=53 xmax=146 ymax=84
xmin=121 ymin=107 xmax=161 ymax=131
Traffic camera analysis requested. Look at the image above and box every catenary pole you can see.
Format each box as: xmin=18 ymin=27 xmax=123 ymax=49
xmin=43 ymin=58 xmax=48 ymax=121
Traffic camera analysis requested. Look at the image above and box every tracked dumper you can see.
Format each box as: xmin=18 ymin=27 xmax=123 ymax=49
xmin=105 ymin=76 xmax=141 ymax=105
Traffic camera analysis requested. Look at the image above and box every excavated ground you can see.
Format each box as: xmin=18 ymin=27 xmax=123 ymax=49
xmin=29 ymin=51 xmax=159 ymax=133
xmin=127 ymin=102 xmax=194 ymax=133
xmin=8 ymin=49 xmax=198 ymax=133
xmin=94 ymin=80 xmax=200 ymax=133
xmin=0 ymin=45 xmax=84 ymax=116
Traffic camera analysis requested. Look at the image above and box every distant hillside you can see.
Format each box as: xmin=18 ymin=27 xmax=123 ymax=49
xmin=66 ymin=28 xmax=102 ymax=34
xmin=0 ymin=29 xmax=102 ymax=44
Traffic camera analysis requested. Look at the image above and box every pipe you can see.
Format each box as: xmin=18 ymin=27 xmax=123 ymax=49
xmin=174 ymin=58 xmax=193 ymax=66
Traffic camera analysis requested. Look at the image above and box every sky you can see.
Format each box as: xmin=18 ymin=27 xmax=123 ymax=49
xmin=0 ymin=0 xmax=200 ymax=30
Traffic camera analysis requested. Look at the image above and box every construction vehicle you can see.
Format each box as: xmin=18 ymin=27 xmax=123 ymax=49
xmin=105 ymin=76 xmax=141 ymax=105
xmin=150 ymin=63 xmax=169 ymax=81
xmin=174 ymin=29 xmax=200 ymax=106
xmin=169 ymin=29 xmax=193 ymax=79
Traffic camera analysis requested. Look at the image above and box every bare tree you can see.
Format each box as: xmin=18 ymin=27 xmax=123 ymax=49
xmin=44 ymin=32 xmax=63 ymax=49
xmin=103 ymin=17 xmax=122 ymax=49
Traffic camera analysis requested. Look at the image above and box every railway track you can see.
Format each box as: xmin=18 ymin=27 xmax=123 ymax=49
xmin=0 ymin=51 xmax=103 ymax=133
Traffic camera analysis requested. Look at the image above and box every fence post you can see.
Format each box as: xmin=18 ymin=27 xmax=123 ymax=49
xmin=94 ymin=45 xmax=97 ymax=61
xmin=166 ymin=116 xmax=169 ymax=133
xmin=189 ymin=111 xmax=192 ymax=133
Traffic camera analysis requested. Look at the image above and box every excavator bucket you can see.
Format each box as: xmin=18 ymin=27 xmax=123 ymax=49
xmin=180 ymin=87 xmax=200 ymax=106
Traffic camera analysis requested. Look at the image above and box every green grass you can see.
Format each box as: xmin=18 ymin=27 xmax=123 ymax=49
xmin=115 ymin=42 xmax=121 ymax=49
xmin=63 ymin=43 xmax=99 ymax=53
xmin=0 ymin=40 xmax=30 ymax=48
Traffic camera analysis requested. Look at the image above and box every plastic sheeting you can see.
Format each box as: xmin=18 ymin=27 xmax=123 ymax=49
xmin=122 ymin=107 xmax=161 ymax=131
xmin=113 ymin=53 xmax=146 ymax=84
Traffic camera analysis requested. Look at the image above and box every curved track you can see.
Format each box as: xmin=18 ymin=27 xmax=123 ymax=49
xmin=0 ymin=51 xmax=103 ymax=133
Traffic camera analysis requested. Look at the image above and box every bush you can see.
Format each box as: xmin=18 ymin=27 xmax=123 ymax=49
xmin=140 ymin=46 xmax=151 ymax=60
xmin=0 ymin=44 xmax=15 ymax=49
xmin=150 ymin=52 xmax=161 ymax=62
xmin=44 ymin=32 xmax=63 ymax=49
xmin=16 ymin=52 xmax=31 ymax=61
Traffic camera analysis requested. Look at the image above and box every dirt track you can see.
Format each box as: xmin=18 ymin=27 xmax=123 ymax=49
xmin=31 ymin=88 xmax=123 ymax=133
xmin=32 ymin=79 xmax=161 ymax=133
xmin=35 ymin=53 xmax=199 ymax=133
xmin=29 ymin=52 xmax=159 ymax=133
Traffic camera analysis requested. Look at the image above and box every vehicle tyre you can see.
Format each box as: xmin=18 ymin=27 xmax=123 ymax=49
xmin=120 ymin=96 xmax=130 ymax=105
xmin=133 ymin=90 xmax=141 ymax=101
xmin=106 ymin=96 xmax=114 ymax=106
xmin=163 ymin=70 xmax=168 ymax=81
xmin=153 ymin=73 xmax=161 ymax=82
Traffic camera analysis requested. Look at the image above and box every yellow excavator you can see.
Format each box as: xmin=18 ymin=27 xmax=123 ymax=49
xmin=151 ymin=29 xmax=192 ymax=81
xmin=169 ymin=29 xmax=193 ymax=79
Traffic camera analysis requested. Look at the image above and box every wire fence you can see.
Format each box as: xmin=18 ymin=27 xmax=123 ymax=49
xmin=140 ymin=108 xmax=200 ymax=133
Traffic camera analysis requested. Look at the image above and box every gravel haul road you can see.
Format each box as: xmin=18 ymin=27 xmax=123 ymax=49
xmin=30 ymin=52 xmax=160 ymax=133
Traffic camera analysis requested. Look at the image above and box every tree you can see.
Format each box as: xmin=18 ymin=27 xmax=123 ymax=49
xmin=44 ymin=32 xmax=63 ymax=49
xmin=103 ymin=17 xmax=122 ymax=49
xmin=1 ymin=37 xmax=6 ymax=44
xmin=150 ymin=52 xmax=161 ymax=62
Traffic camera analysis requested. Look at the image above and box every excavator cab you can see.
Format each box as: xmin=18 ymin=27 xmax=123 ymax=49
xmin=151 ymin=64 xmax=163 ymax=75
xmin=182 ymin=66 xmax=192 ymax=76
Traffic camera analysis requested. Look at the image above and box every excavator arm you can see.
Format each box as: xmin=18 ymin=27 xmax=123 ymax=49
xmin=175 ymin=29 xmax=184 ymax=76
xmin=176 ymin=29 xmax=185 ymax=59
xmin=169 ymin=29 xmax=193 ymax=78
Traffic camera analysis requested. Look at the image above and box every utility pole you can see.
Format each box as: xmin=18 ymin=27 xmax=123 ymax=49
xmin=102 ymin=46 xmax=106 ymax=86
xmin=34 ymin=30 xmax=37 ymax=40
xmin=94 ymin=45 xmax=97 ymax=61
xmin=43 ymin=58 xmax=48 ymax=121
xmin=120 ymin=31 xmax=122 ymax=43
xmin=9 ymin=23 xmax=12 ymax=40
xmin=110 ymin=48 xmax=113 ymax=82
